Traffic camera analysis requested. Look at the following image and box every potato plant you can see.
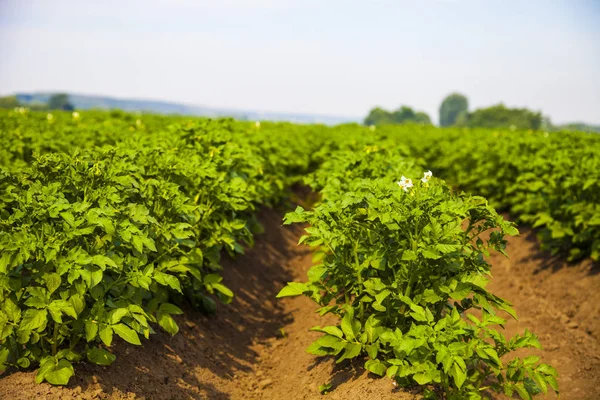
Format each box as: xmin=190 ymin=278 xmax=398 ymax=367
xmin=279 ymin=148 xmax=558 ymax=398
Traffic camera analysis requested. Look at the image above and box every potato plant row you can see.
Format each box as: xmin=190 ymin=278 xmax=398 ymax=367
xmin=278 ymin=141 xmax=559 ymax=398
xmin=0 ymin=110 xmax=324 ymax=384
xmin=384 ymin=126 xmax=600 ymax=261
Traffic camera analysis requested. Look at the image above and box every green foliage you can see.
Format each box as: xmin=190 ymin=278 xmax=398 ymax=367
xmin=439 ymin=93 xmax=468 ymax=127
xmin=465 ymin=104 xmax=542 ymax=130
xmin=279 ymin=144 xmax=558 ymax=398
xmin=0 ymin=109 xmax=569 ymax=397
xmin=398 ymin=127 xmax=600 ymax=261
xmin=364 ymin=106 xmax=431 ymax=126
xmin=0 ymin=109 xmax=323 ymax=383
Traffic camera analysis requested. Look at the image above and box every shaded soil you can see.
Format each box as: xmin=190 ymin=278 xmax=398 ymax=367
xmin=0 ymin=210 xmax=598 ymax=399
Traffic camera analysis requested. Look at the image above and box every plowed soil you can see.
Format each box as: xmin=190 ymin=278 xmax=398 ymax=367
xmin=0 ymin=209 xmax=598 ymax=399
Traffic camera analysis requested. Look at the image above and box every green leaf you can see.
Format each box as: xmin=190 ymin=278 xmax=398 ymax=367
xmin=341 ymin=311 xmax=356 ymax=341
xmin=0 ymin=252 xmax=12 ymax=274
xmin=60 ymin=212 xmax=75 ymax=227
xmin=87 ymin=347 xmax=116 ymax=366
xmin=158 ymin=303 xmax=183 ymax=315
xmin=108 ymin=308 xmax=129 ymax=324
xmin=91 ymin=255 xmax=117 ymax=270
xmin=311 ymin=325 xmax=343 ymax=339
xmin=413 ymin=371 xmax=433 ymax=385
xmin=435 ymin=243 xmax=460 ymax=254
xmin=3 ymin=298 xmax=21 ymax=322
xmin=154 ymin=272 xmax=182 ymax=293
xmin=315 ymin=334 xmax=345 ymax=350
xmin=36 ymin=358 xmax=56 ymax=384
xmin=450 ymin=358 xmax=467 ymax=389
xmin=142 ymin=236 xmax=157 ymax=252
xmin=19 ymin=309 xmax=48 ymax=331
xmin=85 ymin=321 xmax=98 ymax=342
xmin=69 ymin=294 xmax=85 ymax=315
xmin=132 ymin=235 xmax=144 ymax=253
xmin=212 ymin=283 xmax=233 ymax=298
xmin=112 ymin=323 xmax=141 ymax=345
xmin=422 ymin=289 xmax=442 ymax=303
xmin=306 ymin=341 xmax=335 ymax=356
xmin=365 ymin=359 xmax=387 ymax=376
xmin=514 ymin=383 xmax=533 ymax=400
xmin=157 ymin=312 xmax=179 ymax=336
xmin=99 ymin=325 xmax=113 ymax=346
xmin=37 ymin=358 xmax=74 ymax=385
xmin=45 ymin=273 xmax=61 ymax=294
xmin=402 ymin=250 xmax=417 ymax=261
xmin=422 ymin=248 xmax=441 ymax=259
xmin=337 ymin=342 xmax=362 ymax=363
xmin=276 ymin=282 xmax=308 ymax=298
xmin=90 ymin=268 xmax=103 ymax=288
xmin=0 ymin=348 xmax=10 ymax=373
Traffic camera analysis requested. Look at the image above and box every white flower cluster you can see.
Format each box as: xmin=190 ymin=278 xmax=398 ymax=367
xmin=397 ymin=170 xmax=432 ymax=192
xmin=397 ymin=176 xmax=413 ymax=192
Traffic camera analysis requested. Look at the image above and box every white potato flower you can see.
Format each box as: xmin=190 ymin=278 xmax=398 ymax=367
xmin=421 ymin=170 xmax=433 ymax=183
xmin=47 ymin=113 xmax=53 ymax=121
xmin=255 ymin=121 xmax=261 ymax=128
xmin=72 ymin=111 xmax=80 ymax=120
xmin=397 ymin=176 xmax=414 ymax=192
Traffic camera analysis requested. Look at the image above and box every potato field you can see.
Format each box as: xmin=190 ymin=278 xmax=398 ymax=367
xmin=0 ymin=109 xmax=598 ymax=399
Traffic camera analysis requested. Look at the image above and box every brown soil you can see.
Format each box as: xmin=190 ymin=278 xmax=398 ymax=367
xmin=0 ymin=210 xmax=598 ymax=400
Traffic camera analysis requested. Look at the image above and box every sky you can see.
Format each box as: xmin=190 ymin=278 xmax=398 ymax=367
xmin=0 ymin=0 xmax=599 ymax=124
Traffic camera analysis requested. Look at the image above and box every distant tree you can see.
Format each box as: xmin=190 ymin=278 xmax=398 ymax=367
xmin=466 ymin=104 xmax=542 ymax=130
xmin=439 ymin=93 xmax=469 ymax=127
xmin=0 ymin=95 xmax=20 ymax=109
xmin=365 ymin=106 xmax=431 ymax=126
xmin=391 ymin=106 xmax=417 ymax=124
xmin=48 ymin=93 xmax=75 ymax=111
xmin=364 ymin=107 xmax=394 ymax=126
xmin=454 ymin=110 xmax=469 ymax=127
xmin=414 ymin=111 xmax=432 ymax=125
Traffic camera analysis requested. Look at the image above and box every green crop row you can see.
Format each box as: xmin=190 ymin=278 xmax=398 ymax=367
xmin=0 ymin=110 xmax=325 ymax=384
xmin=382 ymin=126 xmax=600 ymax=261
xmin=279 ymin=141 xmax=559 ymax=398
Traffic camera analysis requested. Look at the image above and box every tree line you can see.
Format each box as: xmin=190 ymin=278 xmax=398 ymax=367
xmin=365 ymin=93 xmax=545 ymax=130
xmin=0 ymin=93 xmax=74 ymax=111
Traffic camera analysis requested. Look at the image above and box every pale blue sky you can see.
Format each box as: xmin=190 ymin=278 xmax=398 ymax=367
xmin=1 ymin=0 xmax=599 ymax=124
